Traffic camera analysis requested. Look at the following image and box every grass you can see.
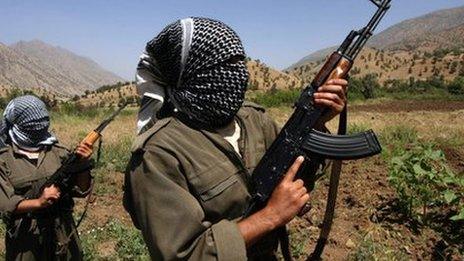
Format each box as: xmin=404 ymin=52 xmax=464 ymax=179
xmin=249 ymin=89 xmax=301 ymax=107
xmin=79 ymin=218 xmax=149 ymax=260
xmin=98 ymin=135 xmax=133 ymax=172
xmin=348 ymin=229 xmax=409 ymax=261
xmin=347 ymin=123 xmax=372 ymax=135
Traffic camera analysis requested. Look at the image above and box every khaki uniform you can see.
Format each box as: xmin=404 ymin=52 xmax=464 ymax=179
xmin=124 ymin=103 xmax=281 ymax=260
xmin=0 ymin=143 xmax=91 ymax=261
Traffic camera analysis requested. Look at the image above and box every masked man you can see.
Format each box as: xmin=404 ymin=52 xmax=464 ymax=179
xmin=0 ymin=95 xmax=93 ymax=260
xmin=124 ymin=17 xmax=348 ymax=260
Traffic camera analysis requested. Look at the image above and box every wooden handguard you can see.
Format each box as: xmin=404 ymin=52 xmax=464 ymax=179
xmin=82 ymin=130 xmax=101 ymax=146
xmin=312 ymin=52 xmax=353 ymax=88
xmin=326 ymin=56 xmax=352 ymax=83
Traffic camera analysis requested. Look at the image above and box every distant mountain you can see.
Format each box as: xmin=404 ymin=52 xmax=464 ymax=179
xmin=368 ymin=6 xmax=464 ymax=50
xmin=0 ymin=40 xmax=125 ymax=96
xmin=287 ymin=6 xmax=464 ymax=70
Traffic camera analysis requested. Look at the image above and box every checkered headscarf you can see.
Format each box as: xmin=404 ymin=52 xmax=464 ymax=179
xmin=136 ymin=17 xmax=249 ymax=130
xmin=0 ymin=95 xmax=57 ymax=150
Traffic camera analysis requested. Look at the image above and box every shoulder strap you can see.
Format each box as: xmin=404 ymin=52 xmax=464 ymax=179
xmin=308 ymin=105 xmax=347 ymax=260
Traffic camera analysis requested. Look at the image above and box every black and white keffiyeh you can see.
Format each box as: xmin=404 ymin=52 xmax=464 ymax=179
xmin=0 ymin=95 xmax=57 ymax=150
xmin=136 ymin=17 xmax=249 ymax=132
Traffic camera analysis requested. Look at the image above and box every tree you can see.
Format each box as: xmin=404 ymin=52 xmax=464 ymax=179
xmin=360 ymin=74 xmax=379 ymax=99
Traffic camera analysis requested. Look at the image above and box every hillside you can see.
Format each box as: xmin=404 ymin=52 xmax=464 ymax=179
xmin=0 ymin=40 xmax=124 ymax=96
xmin=75 ymin=60 xmax=303 ymax=107
xmin=288 ymin=47 xmax=464 ymax=85
xmin=76 ymin=83 xmax=137 ymax=107
xmin=247 ymin=59 xmax=303 ymax=91
xmin=288 ymin=6 xmax=464 ymax=70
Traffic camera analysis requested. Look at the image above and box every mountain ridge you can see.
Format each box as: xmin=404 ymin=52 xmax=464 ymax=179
xmin=287 ymin=5 xmax=464 ymax=70
xmin=0 ymin=40 xmax=125 ymax=96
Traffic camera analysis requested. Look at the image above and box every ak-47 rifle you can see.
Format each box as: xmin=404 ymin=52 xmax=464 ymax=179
xmin=246 ymin=0 xmax=391 ymax=259
xmin=25 ymin=103 xmax=128 ymax=199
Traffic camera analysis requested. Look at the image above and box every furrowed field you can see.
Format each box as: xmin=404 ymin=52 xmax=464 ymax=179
xmin=0 ymin=98 xmax=463 ymax=260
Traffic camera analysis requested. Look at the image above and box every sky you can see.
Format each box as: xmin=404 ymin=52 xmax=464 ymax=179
xmin=1 ymin=0 xmax=463 ymax=80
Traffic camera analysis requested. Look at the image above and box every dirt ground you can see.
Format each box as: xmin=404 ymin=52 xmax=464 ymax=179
xmin=1 ymin=100 xmax=462 ymax=259
xmin=80 ymin=100 xmax=464 ymax=260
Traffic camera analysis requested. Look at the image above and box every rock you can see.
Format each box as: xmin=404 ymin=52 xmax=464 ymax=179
xmin=403 ymin=246 xmax=412 ymax=254
xmin=346 ymin=239 xmax=356 ymax=249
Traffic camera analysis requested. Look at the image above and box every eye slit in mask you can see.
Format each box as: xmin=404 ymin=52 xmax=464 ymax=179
xmin=224 ymin=55 xmax=245 ymax=65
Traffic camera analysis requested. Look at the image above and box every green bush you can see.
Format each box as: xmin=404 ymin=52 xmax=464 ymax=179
xmin=388 ymin=144 xmax=464 ymax=221
xmin=448 ymin=77 xmax=464 ymax=95
xmin=56 ymin=102 xmax=100 ymax=118
xmin=348 ymin=74 xmax=380 ymax=100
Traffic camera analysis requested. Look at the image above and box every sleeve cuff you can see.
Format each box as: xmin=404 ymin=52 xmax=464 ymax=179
xmin=211 ymin=220 xmax=247 ymax=261
xmin=1 ymin=195 xmax=24 ymax=219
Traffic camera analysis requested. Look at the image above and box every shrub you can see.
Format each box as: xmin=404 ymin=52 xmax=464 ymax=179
xmin=348 ymin=74 xmax=379 ymax=100
xmin=56 ymin=102 xmax=100 ymax=118
xmin=448 ymin=77 xmax=464 ymax=95
xmin=388 ymin=144 xmax=464 ymax=221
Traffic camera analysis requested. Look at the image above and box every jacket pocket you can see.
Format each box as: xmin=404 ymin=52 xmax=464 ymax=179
xmin=190 ymin=161 xmax=250 ymax=221
xmin=199 ymin=175 xmax=238 ymax=201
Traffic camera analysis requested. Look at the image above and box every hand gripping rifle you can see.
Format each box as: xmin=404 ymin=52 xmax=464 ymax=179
xmin=246 ymin=0 xmax=391 ymax=259
xmin=26 ymin=103 xmax=128 ymax=199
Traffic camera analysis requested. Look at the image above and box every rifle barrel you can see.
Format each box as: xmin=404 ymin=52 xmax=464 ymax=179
xmin=95 ymin=103 xmax=128 ymax=133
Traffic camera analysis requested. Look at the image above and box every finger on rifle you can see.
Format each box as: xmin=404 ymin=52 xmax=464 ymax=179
xmin=294 ymin=179 xmax=304 ymax=188
xmin=51 ymin=184 xmax=61 ymax=193
xmin=81 ymin=141 xmax=94 ymax=149
xmin=78 ymin=147 xmax=91 ymax=155
xmin=317 ymin=85 xmax=346 ymax=101
xmin=297 ymin=186 xmax=307 ymax=197
xmin=76 ymin=148 xmax=89 ymax=157
xmin=314 ymin=92 xmax=344 ymax=105
xmin=326 ymin=79 xmax=348 ymax=87
xmin=284 ymin=156 xmax=304 ymax=182
xmin=300 ymin=193 xmax=310 ymax=203
xmin=48 ymin=194 xmax=59 ymax=201
xmin=314 ymin=98 xmax=344 ymax=112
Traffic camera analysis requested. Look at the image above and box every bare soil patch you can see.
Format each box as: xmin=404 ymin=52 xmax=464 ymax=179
xmin=350 ymin=100 xmax=464 ymax=113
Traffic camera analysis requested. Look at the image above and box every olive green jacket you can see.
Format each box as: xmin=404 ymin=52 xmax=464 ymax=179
xmin=124 ymin=103 xmax=280 ymax=260
xmin=0 ymin=143 xmax=91 ymax=261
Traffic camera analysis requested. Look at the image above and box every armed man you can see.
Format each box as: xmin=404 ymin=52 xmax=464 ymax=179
xmin=123 ymin=17 xmax=348 ymax=260
xmin=0 ymin=95 xmax=94 ymax=260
